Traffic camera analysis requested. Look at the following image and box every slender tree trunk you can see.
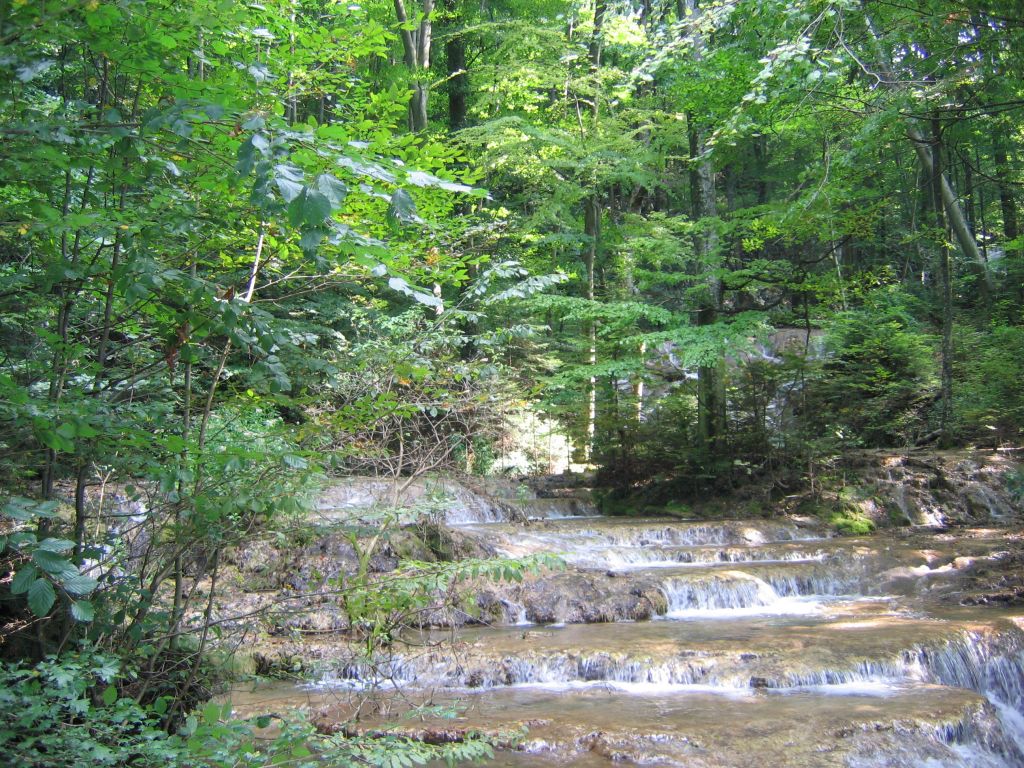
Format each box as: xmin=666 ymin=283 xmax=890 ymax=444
xmin=444 ymin=0 xmax=467 ymax=130
xmin=994 ymin=132 xmax=1021 ymax=302
xmin=588 ymin=0 xmax=607 ymax=70
xmin=963 ymin=151 xmax=975 ymax=232
xmin=907 ymin=124 xmax=991 ymax=298
xmin=994 ymin=136 xmax=1019 ymax=244
xmin=394 ymin=0 xmax=434 ymax=131
xmin=691 ymin=121 xmax=724 ymax=458
xmin=753 ymin=134 xmax=768 ymax=205
xmin=579 ymin=0 xmax=606 ymax=462
xmin=584 ymin=197 xmax=600 ymax=460
xmin=635 ymin=341 xmax=646 ymax=422
xmin=930 ymin=120 xmax=954 ymax=446
xmin=681 ymin=0 xmax=724 ymax=461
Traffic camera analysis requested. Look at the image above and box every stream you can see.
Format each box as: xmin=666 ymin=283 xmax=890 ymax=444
xmin=230 ymin=498 xmax=1024 ymax=767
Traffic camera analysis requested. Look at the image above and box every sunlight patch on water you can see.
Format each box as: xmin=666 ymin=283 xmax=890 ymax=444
xmin=661 ymin=595 xmax=828 ymax=620
xmin=458 ymin=680 xmax=757 ymax=697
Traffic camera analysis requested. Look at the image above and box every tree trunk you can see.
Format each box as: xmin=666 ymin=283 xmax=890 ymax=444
xmin=588 ymin=0 xmax=607 ymax=70
xmin=753 ymin=134 xmax=768 ymax=205
xmin=682 ymin=0 xmax=725 ymax=460
xmin=907 ymin=123 xmax=991 ymax=297
xmin=394 ymin=0 xmax=434 ymax=131
xmin=444 ymin=0 xmax=467 ymax=130
xmin=584 ymin=196 xmax=600 ymax=460
xmin=994 ymin=132 xmax=1021 ymax=302
xmin=930 ymin=120 xmax=954 ymax=446
xmin=580 ymin=0 xmax=606 ymax=461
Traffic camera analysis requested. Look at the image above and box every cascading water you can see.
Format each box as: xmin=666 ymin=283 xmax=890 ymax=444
xmin=233 ymin=500 xmax=1024 ymax=767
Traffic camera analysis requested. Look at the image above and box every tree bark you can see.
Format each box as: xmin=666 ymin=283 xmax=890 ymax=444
xmin=930 ymin=120 xmax=954 ymax=446
xmin=584 ymin=196 xmax=600 ymax=460
xmin=683 ymin=0 xmax=724 ymax=459
xmin=580 ymin=0 xmax=606 ymax=461
xmin=994 ymin=135 xmax=1019 ymax=244
xmin=994 ymin=131 xmax=1021 ymax=302
xmin=444 ymin=0 xmax=467 ymax=130
xmin=907 ymin=123 xmax=992 ymax=295
xmin=394 ymin=0 xmax=434 ymax=131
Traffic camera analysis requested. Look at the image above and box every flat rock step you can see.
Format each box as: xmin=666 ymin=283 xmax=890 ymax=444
xmin=477 ymin=539 xmax=1019 ymax=625
xmin=459 ymin=518 xmax=829 ymax=552
xmin=560 ymin=533 xmax=1015 ymax=571
xmin=229 ymin=682 xmax=1019 ymax=768
xmin=288 ymin=612 xmax=1024 ymax=695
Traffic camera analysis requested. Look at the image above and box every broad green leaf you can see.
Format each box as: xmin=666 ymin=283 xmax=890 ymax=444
xmin=202 ymin=701 xmax=221 ymax=724
xmin=386 ymin=188 xmax=421 ymax=229
xmin=70 ymin=600 xmax=95 ymax=622
xmin=314 ymin=173 xmax=347 ymax=207
xmin=61 ymin=573 xmax=99 ymax=596
xmin=11 ymin=565 xmax=38 ymax=595
xmin=281 ymin=453 xmax=308 ymax=469
xmin=37 ymin=537 xmax=75 ymax=553
xmin=102 ymin=685 xmax=118 ymax=706
xmin=251 ymin=133 xmax=270 ymax=153
xmin=276 ymin=176 xmax=303 ymax=203
xmin=3 ymin=497 xmax=58 ymax=521
xmin=288 ymin=188 xmax=332 ymax=227
xmin=32 ymin=549 xmax=77 ymax=577
xmin=27 ymin=578 xmax=56 ymax=617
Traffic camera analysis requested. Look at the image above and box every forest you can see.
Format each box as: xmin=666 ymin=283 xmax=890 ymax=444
xmin=1 ymin=0 xmax=1023 ymax=765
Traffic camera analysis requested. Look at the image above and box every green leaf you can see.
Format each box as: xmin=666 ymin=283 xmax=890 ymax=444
xmin=37 ymin=426 xmax=74 ymax=453
xmin=27 ymin=578 xmax=56 ymax=617
xmin=314 ymin=173 xmax=347 ymax=207
xmin=281 ymin=453 xmax=308 ymax=469
xmin=202 ymin=701 xmax=221 ymax=725
xmin=241 ymin=114 xmax=265 ymax=131
xmin=386 ymin=188 xmax=421 ymax=229
xmin=102 ymin=685 xmax=118 ymax=706
xmin=70 ymin=600 xmax=95 ymax=622
xmin=236 ymin=139 xmax=256 ymax=175
xmin=61 ymin=573 xmax=99 ymax=596
xmin=3 ymin=497 xmax=58 ymax=521
xmin=276 ymin=176 xmax=304 ymax=203
xmin=33 ymin=549 xmax=77 ymax=577
xmin=288 ymin=188 xmax=332 ymax=227
xmin=11 ymin=565 xmax=38 ymax=595
xmin=251 ymin=133 xmax=270 ymax=153
xmin=10 ymin=532 xmax=37 ymax=548
xmin=37 ymin=537 xmax=75 ymax=553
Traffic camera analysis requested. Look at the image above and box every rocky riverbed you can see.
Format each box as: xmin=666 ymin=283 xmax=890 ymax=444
xmin=218 ymin=449 xmax=1024 ymax=766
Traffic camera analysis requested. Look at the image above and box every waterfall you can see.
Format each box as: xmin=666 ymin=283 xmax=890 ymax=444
xmin=295 ymin=512 xmax=1024 ymax=767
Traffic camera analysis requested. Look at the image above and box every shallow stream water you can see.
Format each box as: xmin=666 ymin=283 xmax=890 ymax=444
xmin=230 ymin=513 xmax=1024 ymax=766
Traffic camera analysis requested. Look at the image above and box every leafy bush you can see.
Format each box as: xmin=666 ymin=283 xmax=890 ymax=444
xmin=954 ymin=325 xmax=1024 ymax=443
xmin=0 ymin=649 xmax=498 ymax=768
xmin=806 ymin=289 xmax=937 ymax=447
xmin=0 ymin=651 xmax=185 ymax=767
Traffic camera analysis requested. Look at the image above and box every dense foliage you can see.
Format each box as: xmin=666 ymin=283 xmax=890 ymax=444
xmin=1 ymin=0 xmax=1022 ymax=763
